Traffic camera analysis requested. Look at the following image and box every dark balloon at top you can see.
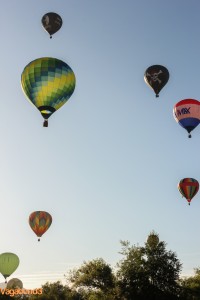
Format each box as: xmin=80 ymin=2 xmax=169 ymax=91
xmin=144 ymin=65 xmax=169 ymax=97
xmin=41 ymin=12 xmax=62 ymax=38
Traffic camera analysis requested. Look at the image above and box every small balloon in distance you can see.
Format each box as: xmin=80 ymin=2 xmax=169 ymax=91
xmin=178 ymin=178 xmax=199 ymax=205
xmin=7 ymin=278 xmax=23 ymax=289
xmin=29 ymin=211 xmax=52 ymax=241
xmin=144 ymin=65 xmax=169 ymax=97
xmin=41 ymin=12 xmax=62 ymax=38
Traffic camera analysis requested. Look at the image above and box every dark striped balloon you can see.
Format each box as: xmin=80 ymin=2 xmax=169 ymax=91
xmin=178 ymin=178 xmax=199 ymax=205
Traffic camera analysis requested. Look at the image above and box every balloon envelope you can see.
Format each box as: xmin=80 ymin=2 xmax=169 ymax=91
xmin=7 ymin=278 xmax=23 ymax=289
xmin=144 ymin=65 xmax=169 ymax=97
xmin=146 ymin=233 xmax=159 ymax=248
xmin=173 ymin=99 xmax=200 ymax=137
xmin=0 ymin=282 xmax=7 ymax=289
xmin=41 ymin=12 xmax=62 ymax=37
xmin=29 ymin=211 xmax=52 ymax=241
xmin=21 ymin=57 xmax=76 ymax=127
xmin=178 ymin=178 xmax=199 ymax=205
xmin=0 ymin=253 xmax=20 ymax=281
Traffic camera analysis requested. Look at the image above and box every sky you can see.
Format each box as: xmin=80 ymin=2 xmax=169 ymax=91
xmin=0 ymin=0 xmax=200 ymax=289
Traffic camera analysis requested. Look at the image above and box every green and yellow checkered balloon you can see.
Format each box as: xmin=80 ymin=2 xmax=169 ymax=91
xmin=21 ymin=57 xmax=76 ymax=127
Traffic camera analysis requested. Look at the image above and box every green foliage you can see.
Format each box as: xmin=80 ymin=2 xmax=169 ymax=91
xmin=116 ymin=241 xmax=150 ymax=299
xmin=13 ymin=232 xmax=195 ymax=299
xmin=145 ymin=232 xmax=182 ymax=295
xmin=29 ymin=281 xmax=82 ymax=300
xmin=0 ymin=294 xmax=12 ymax=299
xmin=69 ymin=258 xmax=115 ymax=293
xmin=116 ymin=232 xmax=182 ymax=299
xmin=179 ymin=268 xmax=200 ymax=299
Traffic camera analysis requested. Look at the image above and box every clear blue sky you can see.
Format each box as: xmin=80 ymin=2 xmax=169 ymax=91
xmin=1 ymin=0 xmax=200 ymax=289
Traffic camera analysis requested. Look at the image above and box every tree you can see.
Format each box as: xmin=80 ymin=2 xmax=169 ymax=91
xmin=18 ymin=233 xmax=184 ymax=299
xmin=116 ymin=232 xmax=182 ymax=299
xmin=145 ymin=231 xmax=182 ymax=298
xmin=0 ymin=294 xmax=12 ymax=299
xmin=116 ymin=240 xmax=150 ymax=299
xmin=179 ymin=268 xmax=200 ymax=299
xmin=29 ymin=281 xmax=82 ymax=300
xmin=68 ymin=258 xmax=116 ymax=299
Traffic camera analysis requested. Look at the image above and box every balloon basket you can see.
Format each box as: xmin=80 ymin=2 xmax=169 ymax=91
xmin=43 ymin=120 xmax=48 ymax=127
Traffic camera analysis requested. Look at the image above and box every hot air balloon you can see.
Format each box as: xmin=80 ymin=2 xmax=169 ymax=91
xmin=7 ymin=278 xmax=23 ymax=289
xmin=29 ymin=211 xmax=52 ymax=241
xmin=146 ymin=232 xmax=159 ymax=249
xmin=0 ymin=253 xmax=20 ymax=283
xmin=178 ymin=178 xmax=199 ymax=205
xmin=41 ymin=12 xmax=62 ymax=38
xmin=21 ymin=57 xmax=76 ymax=127
xmin=173 ymin=99 xmax=200 ymax=138
xmin=144 ymin=65 xmax=169 ymax=97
